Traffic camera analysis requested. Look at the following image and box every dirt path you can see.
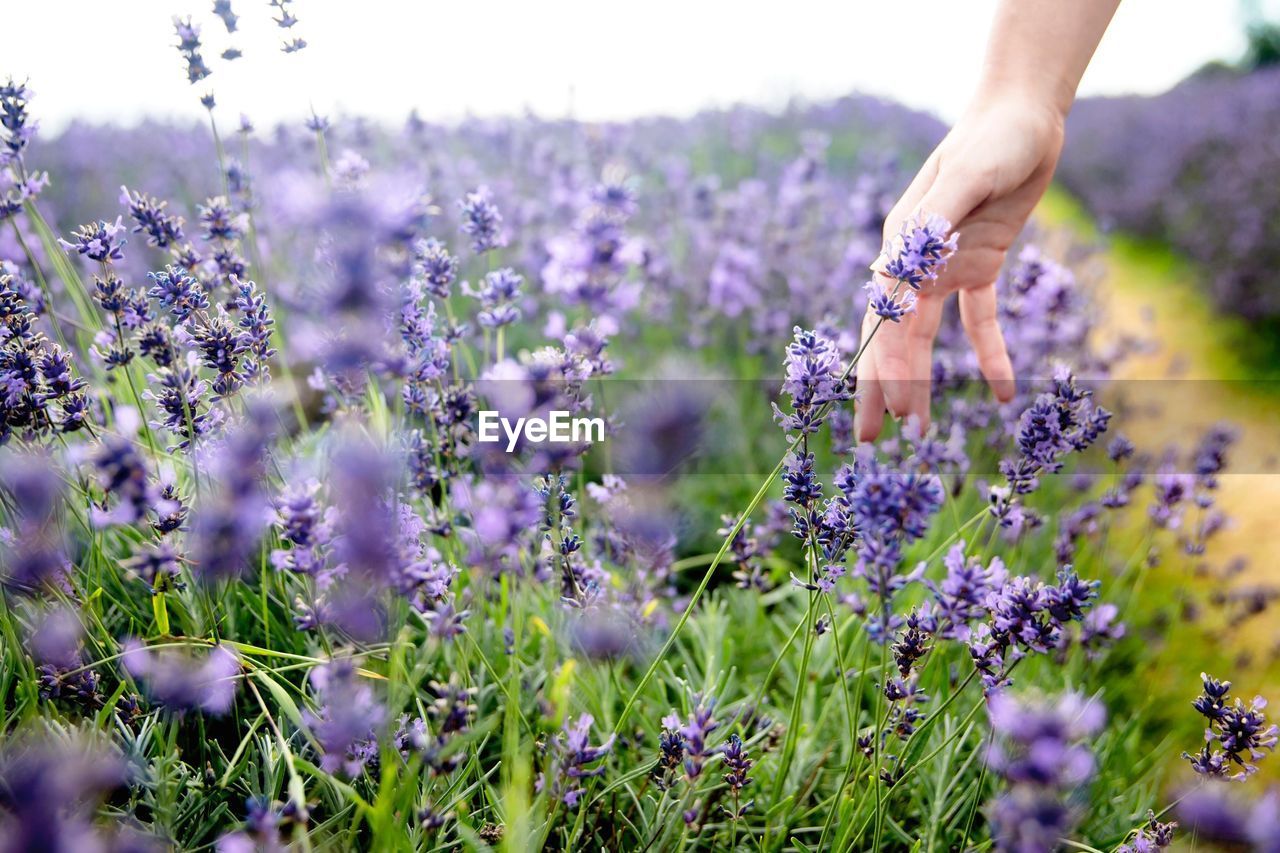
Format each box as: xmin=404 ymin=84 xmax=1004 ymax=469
xmin=1037 ymin=191 xmax=1279 ymax=602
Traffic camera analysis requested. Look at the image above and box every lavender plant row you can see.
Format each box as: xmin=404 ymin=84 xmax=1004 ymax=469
xmin=1059 ymin=67 xmax=1280 ymax=322
xmin=0 ymin=11 xmax=1275 ymax=852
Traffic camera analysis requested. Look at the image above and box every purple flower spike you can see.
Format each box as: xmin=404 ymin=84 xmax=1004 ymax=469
xmin=882 ymin=213 xmax=957 ymax=289
xmin=536 ymin=713 xmax=615 ymax=807
xmin=986 ymin=691 xmax=1105 ymax=852
xmin=1183 ymin=673 xmax=1279 ymax=781
xmin=122 ymin=640 xmax=241 ymax=715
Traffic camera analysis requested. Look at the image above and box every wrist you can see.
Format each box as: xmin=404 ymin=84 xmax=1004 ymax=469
xmin=971 ymin=67 xmax=1075 ymax=122
xmin=966 ymin=69 xmax=1074 ymax=130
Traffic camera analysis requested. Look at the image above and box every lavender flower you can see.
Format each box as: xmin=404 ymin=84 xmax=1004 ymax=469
xmin=1183 ymin=673 xmax=1279 ymax=780
xmin=88 ymin=429 xmax=158 ymax=527
xmin=212 ymin=0 xmax=238 ymax=32
xmin=881 ymin=212 xmax=957 ymax=288
xmin=414 ymin=237 xmax=458 ymax=299
xmin=986 ymin=691 xmax=1105 ymax=853
xmin=119 ymin=186 xmax=185 ymax=248
xmin=271 ymin=0 xmax=300 ymax=30
xmin=186 ymin=406 xmax=272 ymax=581
xmin=536 ymin=714 xmax=615 ymax=807
xmin=864 ymin=278 xmax=916 ymax=322
xmin=199 ymin=195 xmax=247 ymax=243
xmin=30 ymin=607 xmax=102 ymax=709
xmin=1116 ymin=811 xmax=1176 ymax=853
xmin=304 ymin=659 xmax=385 ymax=777
xmin=126 ymin=541 xmax=182 ymax=593
xmin=772 ymin=327 xmax=851 ymax=435
xmin=0 ymin=737 xmax=132 ymax=853
xmin=216 ymin=797 xmax=303 ymax=853
xmin=452 ymin=475 xmax=543 ymax=575
xmin=458 ymin=186 xmax=506 ymax=254
xmin=60 ymin=218 xmax=127 ymax=264
xmin=1175 ymin=783 xmax=1280 ymax=849
xmin=1004 ymin=368 xmax=1111 ymax=495
xmin=426 ymin=676 xmax=475 ymax=735
xmin=465 ymin=267 xmax=523 ymax=329
xmin=926 ymin=542 xmax=1006 ymax=639
xmin=144 ymin=364 xmax=219 ymax=449
xmin=270 ymin=482 xmax=330 ymax=576
xmin=1079 ymin=602 xmax=1126 ymax=655
xmin=147 ymin=265 xmax=208 ymax=322
xmin=663 ymin=698 xmax=719 ymax=781
xmin=720 ymin=734 xmax=753 ymax=793
xmin=0 ymin=79 xmax=48 ymax=220
xmin=0 ymin=452 xmax=67 ymax=592
xmin=2 ymin=275 xmax=90 ymax=440
xmin=122 ymin=640 xmax=241 ymax=714
xmin=191 ymin=313 xmax=247 ymax=398
xmin=0 ymin=80 xmax=35 ymax=167
xmin=173 ymin=16 xmax=212 ymax=84
xmin=234 ymin=278 xmax=276 ymax=383
xmin=654 ymin=724 xmax=687 ymax=791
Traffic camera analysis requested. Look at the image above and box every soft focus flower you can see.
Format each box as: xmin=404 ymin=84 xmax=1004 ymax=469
xmin=173 ymin=16 xmax=212 ymax=84
xmin=303 ymin=659 xmax=385 ymax=777
xmin=986 ymin=692 xmax=1105 ymax=853
xmin=122 ymin=640 xmax=241 ymax=715
xmin=458 ymin=186 xmax=506 ymax=254
xmin=0 ymin=736 xmax=137 ymax=853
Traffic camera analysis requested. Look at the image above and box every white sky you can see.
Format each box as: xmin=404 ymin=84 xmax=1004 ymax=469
xmin=3 ymin=1 xmax=1256 ymax=131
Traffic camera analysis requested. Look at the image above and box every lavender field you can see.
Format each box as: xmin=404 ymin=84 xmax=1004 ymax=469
xmin=2 ymin=6 xmax=1279 ymax=852
xmin=1061 ymin=66 xmax=1280 ymax=329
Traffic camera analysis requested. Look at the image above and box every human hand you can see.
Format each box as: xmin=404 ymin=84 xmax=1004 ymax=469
xmin=854 ymin=93 xmax=1067 ymax=441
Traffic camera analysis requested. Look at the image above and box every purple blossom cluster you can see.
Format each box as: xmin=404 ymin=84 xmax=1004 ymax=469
xmin=1175 ymin=783 xmax=1280 ymax=849
xmin=303 ymin=658 xmax=386 ymax=777
xmin=0 ymin=452 xmax=69 ymax=592
xmin=1 ymin=273 xmax=89 ymax=442
xmin=1183 ymin=673 xmax=1279 ymax=781
xmin=1116 ymin=812 xmax=1176 ymax=853
xmin=0 ymin=78 xmax=50 ymax=221
xmin=662 ymin=698 xmax=721 ymax=782
xmin=536 ymin=714 xmax=616 ymax=807
xmin=31 ymin=607 xmax=102 ymax=710
xmin=0 ymin=737 xmax=151 ymax=853
xmin=122 ymin=641 xmax=240 ymax=715
xmin=986 ymin=691 xmax=1105 ymax=852
xmin=866 ymin=212 xmax=958 ymax=322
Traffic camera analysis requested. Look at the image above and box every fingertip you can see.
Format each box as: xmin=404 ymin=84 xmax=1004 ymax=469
xmin=983 ymin=350 xmax=1016 ymax=403
xmin=855 ymin=372 xmax=886 ymax=443
xmin=912 ymin=407 xmax=932 ymax=436
xmin=991 ymin=375 xmax=1016 ymax=403
xmin=875 ymin=352 xmax=913 ymax=419
xmin=856 ymin=410 xmax=884 ymax=443
xmin=908 ymin=376 xmax=932 ymax=432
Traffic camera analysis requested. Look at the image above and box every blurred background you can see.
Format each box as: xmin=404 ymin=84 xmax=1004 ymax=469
xmin=4 ymin=0 xmax=1271 ymax=128
xmin=8 ymin=0 xmax=1279 ymax=333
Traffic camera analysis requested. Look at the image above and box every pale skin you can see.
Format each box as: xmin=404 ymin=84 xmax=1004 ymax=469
xmin=855 ymin=0 xmax=1124 ymax=441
